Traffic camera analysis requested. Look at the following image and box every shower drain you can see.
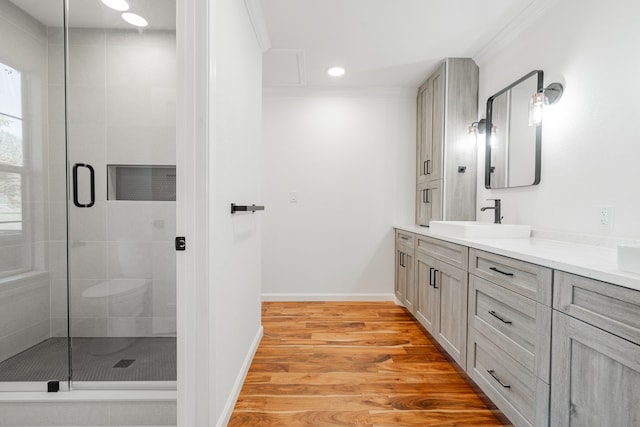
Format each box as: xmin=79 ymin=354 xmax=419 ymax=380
xmin=113 ymin=359 xmax=136 ymax=368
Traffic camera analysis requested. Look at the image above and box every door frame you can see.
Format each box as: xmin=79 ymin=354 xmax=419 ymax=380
xmin=176 ymin=0 xmax=215 ymax=425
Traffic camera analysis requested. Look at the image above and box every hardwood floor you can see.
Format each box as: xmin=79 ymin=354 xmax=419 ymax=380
xmin=229 ymin=301 xmax=512 ymax=426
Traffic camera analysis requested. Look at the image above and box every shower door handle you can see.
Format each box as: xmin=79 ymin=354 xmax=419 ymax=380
xmin=72 ymin=163 xmax=95 ymax=208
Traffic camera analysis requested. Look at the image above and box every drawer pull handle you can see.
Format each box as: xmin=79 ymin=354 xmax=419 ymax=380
xmin=429 ymin=267 xmax=434 ymax=287
xmin=433 ymin=269 xmax=439 ymax=288
xmin=487 ymin=370 xmax=511 ymax=388
xmin=489 ymin=310 xmax=512 ymax=324
xmin=400 ymin=236 xmax=409 ymax=240
xmin=489 ymin=266 xmax=514 ymax=276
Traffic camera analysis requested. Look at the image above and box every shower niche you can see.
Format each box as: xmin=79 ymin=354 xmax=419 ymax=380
xmin=107 ymin=165 xmax=176 ymax=201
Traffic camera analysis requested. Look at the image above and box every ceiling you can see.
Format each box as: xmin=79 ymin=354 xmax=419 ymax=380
xmin=10 ymin=0 xmax=538 ymax=88
xmin=261 ymin=0 xmax=538 ymax=88
xmin=10 ymin=0 xmax=175 ymax=30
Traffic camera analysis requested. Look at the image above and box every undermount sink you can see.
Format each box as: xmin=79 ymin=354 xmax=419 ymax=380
xmin=429 ymin=221 xmax=532 ymax=239
xmin=618 ymin=245 xmax=640 ymax=274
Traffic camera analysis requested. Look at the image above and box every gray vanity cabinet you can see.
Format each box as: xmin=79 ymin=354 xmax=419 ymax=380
xmin=414 ymin=235 xmax=468 ymax=368
xmin=393 ymin=229 xmax=640 ymax=426
xmin=467 ymin=249 xmax=552 ymax=427
xmin=551 ymin=271 xmax=640 ymax=426
xmin=394 ymin=230 xmax=415 ymax=313
xmin=415 ymin=58 xmax=478 ymax=226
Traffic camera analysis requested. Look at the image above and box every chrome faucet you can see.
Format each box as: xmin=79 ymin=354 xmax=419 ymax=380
xmin=480 ymin=199 xmax=502 ymax=224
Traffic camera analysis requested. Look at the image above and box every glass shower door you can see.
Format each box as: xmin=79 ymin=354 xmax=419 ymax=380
xmin=66 ymin=0 xmax=177 ymax=384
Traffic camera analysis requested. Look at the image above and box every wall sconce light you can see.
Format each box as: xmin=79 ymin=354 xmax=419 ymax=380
xmin=468 ymin=119 xmax=486 ymax=147
xmin=468 ymin=119 xmax=486 ymax=135
xmin=528 ymin=82 xmax=564 ymax=126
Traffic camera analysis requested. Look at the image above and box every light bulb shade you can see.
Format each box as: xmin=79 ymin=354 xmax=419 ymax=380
xmin=528 ymin=91 xmax=545 ymax=126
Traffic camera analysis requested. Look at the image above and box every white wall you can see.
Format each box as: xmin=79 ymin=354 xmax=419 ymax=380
xmin=211 ymin=0 xmax=264 ymax=423
xmin=262 ymin=90 xmax=416 ymax=298
xmin=475 ymin=0 xmax=640 ymax=240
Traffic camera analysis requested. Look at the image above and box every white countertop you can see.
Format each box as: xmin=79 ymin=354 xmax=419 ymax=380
xmin=395 ymin=224 xmax=640 ymax=292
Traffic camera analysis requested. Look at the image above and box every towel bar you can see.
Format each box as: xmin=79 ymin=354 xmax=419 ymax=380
xmin=230 ymin=203 xmax=265 ymax=214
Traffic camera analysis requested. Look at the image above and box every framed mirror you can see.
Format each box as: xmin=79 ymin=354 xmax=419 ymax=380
xmin=485 ymin=70 xmax=542 ymax=189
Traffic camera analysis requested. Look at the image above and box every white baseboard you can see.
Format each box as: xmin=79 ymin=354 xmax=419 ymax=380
xmin=216 ymin=325 xmax=264 ymax=427
xmin=261 ymin=293 xmax=396 ymax=302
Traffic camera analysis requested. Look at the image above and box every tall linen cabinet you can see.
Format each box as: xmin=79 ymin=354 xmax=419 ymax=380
xmin=416 ymin=58 xmax=479 ymax=226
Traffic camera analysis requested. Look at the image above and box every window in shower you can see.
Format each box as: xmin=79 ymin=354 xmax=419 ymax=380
xmin=0 ymin=62 xmax=30 ymax=277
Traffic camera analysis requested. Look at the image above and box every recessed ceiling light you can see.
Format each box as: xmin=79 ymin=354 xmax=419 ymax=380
xmin=327 ymin=67 xmax=345 ymax=77
xmin=122 ymin=12 xmax=148 ymax=27
xmin=101 ymin=0 xmax=129 ymax=12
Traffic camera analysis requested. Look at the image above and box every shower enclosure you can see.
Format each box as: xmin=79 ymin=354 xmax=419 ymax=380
xmin=0 ymin=0 xmax=176 ymax=390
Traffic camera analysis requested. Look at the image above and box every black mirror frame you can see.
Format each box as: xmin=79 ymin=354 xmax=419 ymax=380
xmin=485 ymin=70 xmax=543 ymax=189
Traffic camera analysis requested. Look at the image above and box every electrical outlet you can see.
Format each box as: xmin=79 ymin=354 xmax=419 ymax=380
xmin=289 ymin=191 xmax=298 ymax=203
xmin=597 ymin=205 xmax=613 ymax=230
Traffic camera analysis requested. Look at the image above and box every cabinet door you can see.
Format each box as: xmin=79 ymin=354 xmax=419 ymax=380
xmin=403 ymin=250 xmax=415 ymax=313
xmin=417 ymin=86 xmax=429 ymax=186
xmin=395 ymin=249 xmax=405 ymax=302
xmin=429 ymin=63 xmax=445 ymax=181
xmin=428 ymin=180 xmax=442 ymax=222
xmin=415 ymin=252 xmax=438 ymax=335
xmin=417 ymin=62 xmax=444 ymax=184
xmin=435 ymin=260 xmax=468 ymax=368
xmin=551 ymin=311 xmax=640 ymax=427
xmin=416 ymin=184 xmax=428 ymax=226
xmin=416 ymin=180 xmax=442 ymax=226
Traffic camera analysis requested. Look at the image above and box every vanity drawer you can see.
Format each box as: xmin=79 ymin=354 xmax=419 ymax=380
xmin=469 ymin=275 xmax=551 ymax=382
xmin=469 ymin=249 xmax=552 ymax=306
xmin=469 ymin=330 xmax=548 ymax=427
xmin=396 ymin=230 xmax=415 ymax=249
xmin=416 ymin=235 xmax=467 ymax=269
xmin=554 ymin=271 xmax=640 ymax=346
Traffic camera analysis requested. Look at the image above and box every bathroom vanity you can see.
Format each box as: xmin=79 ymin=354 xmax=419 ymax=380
xmin=394 ymin=226 xmax=640 ymax=427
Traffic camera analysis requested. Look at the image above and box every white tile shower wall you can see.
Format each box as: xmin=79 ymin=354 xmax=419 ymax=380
xmin=0 ymin=273 xmax=50 ymax=361
xmin=0 ymin=0 xmax=52 ymax=358
xmin=47 ymin=28 xmax=177 ymax=338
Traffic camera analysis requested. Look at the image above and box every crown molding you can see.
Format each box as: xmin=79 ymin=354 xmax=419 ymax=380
xmin=263 ymin=85 xmax=417 ymax=99
xmin=473 ymin=0 xmax=559 ymax=65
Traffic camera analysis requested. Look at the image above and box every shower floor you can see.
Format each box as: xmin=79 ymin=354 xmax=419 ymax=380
xmin=0 ymin=337 xmax=176 ymax=382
